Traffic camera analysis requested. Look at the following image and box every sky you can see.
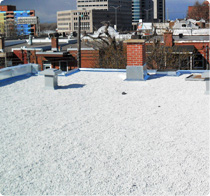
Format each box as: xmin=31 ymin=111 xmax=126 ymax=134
xmin=0 ymin=0 xmax=205 ymax=23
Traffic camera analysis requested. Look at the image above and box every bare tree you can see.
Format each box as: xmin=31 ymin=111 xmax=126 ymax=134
xmin=187 ymin=1 xmax=209 ymax=21
xmin=4 ymin=20 xmax=18 ymax=38
xmin=83 ymin=22 xmax=127 ymax=69
xmin=147 ymin=41 xmax=191 ymax=70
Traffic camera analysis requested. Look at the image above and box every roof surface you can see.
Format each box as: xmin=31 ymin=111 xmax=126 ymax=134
xmin=146 ymin=45 xmax=195 ymax=53
xmin=147 ymin=35 xmax=210 ymax=43
xmin=4 ymin=39 xmax=92 ymax=53
xmin=0 ymin=71 xmax=209 ymax=195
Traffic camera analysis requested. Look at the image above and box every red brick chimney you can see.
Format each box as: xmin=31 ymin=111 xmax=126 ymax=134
xmin=0 ymin=36 xmax=5 ymax=52
xmin=164 ymin=31 xmax=173 ymax=47
xmin=51 ymin=36 xmax=59 ymax=51
xmin=124 ymin=39 xmax=146 ymax=66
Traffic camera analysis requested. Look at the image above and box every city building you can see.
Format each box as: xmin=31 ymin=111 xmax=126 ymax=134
xmin=146 ymin=32 xmax=209 ymax=70
xmin=57 ymin=9 xmax=126 ymax=34
xmin=57 ymin=0 xmax=132 ymax=34
xmin=0 ymin=5 xmax=40 ymax=37
xmin=132 ymin=0 xmax=165 ymax=29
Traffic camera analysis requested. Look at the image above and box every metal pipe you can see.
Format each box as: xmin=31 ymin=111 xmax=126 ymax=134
xmin=77 ymin=15 xmax=81 ymax=68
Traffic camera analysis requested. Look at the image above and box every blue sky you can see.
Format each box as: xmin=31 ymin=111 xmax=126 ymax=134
xmin=0 ymin=0 xmax=204 ymax=23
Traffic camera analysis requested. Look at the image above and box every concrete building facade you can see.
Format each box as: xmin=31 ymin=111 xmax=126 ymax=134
xmin=57 ymin=0 xmax=132 ymax=34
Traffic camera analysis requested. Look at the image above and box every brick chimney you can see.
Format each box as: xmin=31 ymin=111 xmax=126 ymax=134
xmin=164 ymin=31 xmax=173 ymax=47
xmin=124 ymin=39 xmax=146 ymax=66
xmin=51 ymin=36 xmax=59 ymax=51
xmin=124 ymin=39 xmax=147 ymax=81
xmin=0 ymin=36 xmax=5 ymax=52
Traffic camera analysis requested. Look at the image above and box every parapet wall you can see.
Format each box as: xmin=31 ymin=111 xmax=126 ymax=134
xmin=0 ymin=64 xmax=40 ymax=80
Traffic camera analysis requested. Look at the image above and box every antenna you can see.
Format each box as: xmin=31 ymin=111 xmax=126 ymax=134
xmin=167 ymin=8 xmax=169 ymax=21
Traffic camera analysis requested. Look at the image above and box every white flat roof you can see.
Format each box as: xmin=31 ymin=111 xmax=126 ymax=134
xmin=0 ymin=71 xmax=209 ymax=195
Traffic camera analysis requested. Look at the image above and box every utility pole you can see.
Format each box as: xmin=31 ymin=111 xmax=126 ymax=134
xmin=77 ymin=14 xmax=81 ymax=68
xmin=110 ymin=5 xmax=121 ymax=31
xmin=167 ymin=8 xmax=169 ymax=21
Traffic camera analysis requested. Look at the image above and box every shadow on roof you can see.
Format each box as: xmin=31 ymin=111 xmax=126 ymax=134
xmin=58 ymin=84 xmax=86 ymax=89
xmin=146 ymin=74 xmax=170 ymax=80
xmin=0 ymin=74 xmax=34 ymax=87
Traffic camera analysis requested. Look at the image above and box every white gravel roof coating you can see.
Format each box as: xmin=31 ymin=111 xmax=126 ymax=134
xmin=0 ymin=71 xmax=209 ymax=195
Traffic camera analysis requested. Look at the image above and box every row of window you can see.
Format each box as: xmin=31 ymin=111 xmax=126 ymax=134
xmin=18 ymin=25 xmax=31 ymax=27
xmin=59 ymin=27 xmax=69 ymax=30
xmin=73 ymin=12 xmax=90 ymax=15
xmin=58 ymin=13 xmax=71 ymax=17
xmin=58 ymin=23 xmax=69 ymax=26
xmin=73 ymin=17 xmax=90 ymax=20
xmin=58 ymin=16 xmax=91 ymax=22
xmin=0 ymin=12 xmax=31 ymax=15
xmin=58 ymin=18 xmax=71 ymax=21
xmin=74 ymin=26 xmax=90 ymax=30
xmin=78 ymin=4 xmax=107 ymax=7
xmin=58 ymin=23 xmax=71 ymax=30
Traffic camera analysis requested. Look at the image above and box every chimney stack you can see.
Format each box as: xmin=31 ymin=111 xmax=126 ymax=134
xmin=51 ymin=36 xmax=59 ymax=51
xmin=164 ymin=30 xmax=173 ymax=47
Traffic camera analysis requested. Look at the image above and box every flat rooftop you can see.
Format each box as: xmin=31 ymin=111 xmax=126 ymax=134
xmin=0 ymin=71 xmax=209 ymax=195
xmin=148 ymin=35 xmax=210 ymax=43
xmin=4 ymin=39 xmax=92 ymax=53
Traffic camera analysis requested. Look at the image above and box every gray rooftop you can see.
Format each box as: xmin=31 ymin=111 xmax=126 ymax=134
xmin=147 ymin=35 xmax=210 ymax=43
xmin=4 ymin=39 xmax=92 ymax=53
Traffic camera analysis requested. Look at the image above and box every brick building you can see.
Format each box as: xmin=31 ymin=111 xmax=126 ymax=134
xmin=1 ymin=31 xmax=209 ymax=71
xmin=146 ymin=32 xmax=210 ymax=70
xmin=1 ymin=36 xmax=99 ymax=71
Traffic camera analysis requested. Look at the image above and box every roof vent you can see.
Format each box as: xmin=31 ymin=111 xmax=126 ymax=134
xmin=179 ymin=33 xmax=183 ymax=38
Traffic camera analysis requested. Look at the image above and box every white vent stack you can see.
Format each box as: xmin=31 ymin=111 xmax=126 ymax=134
xmin=28 ymin=35 xmax=33 ymax=45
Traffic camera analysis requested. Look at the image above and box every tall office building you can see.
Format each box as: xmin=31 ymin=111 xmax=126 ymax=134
xmin=58 ymin=0 xmax=132 ymax=34
xmin=77 ymin=0 xmax=132 ymax=30
xmin=132 ymin=0 xmax=165 ymax=28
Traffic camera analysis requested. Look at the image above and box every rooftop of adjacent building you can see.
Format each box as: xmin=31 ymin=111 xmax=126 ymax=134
xmin=2 ymin=34 xmax=209 ymax=54
xmin=4 ymin=38 xmax=91 ymax=53
xmin=147 ymin=35 xmax=210 ymax=43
